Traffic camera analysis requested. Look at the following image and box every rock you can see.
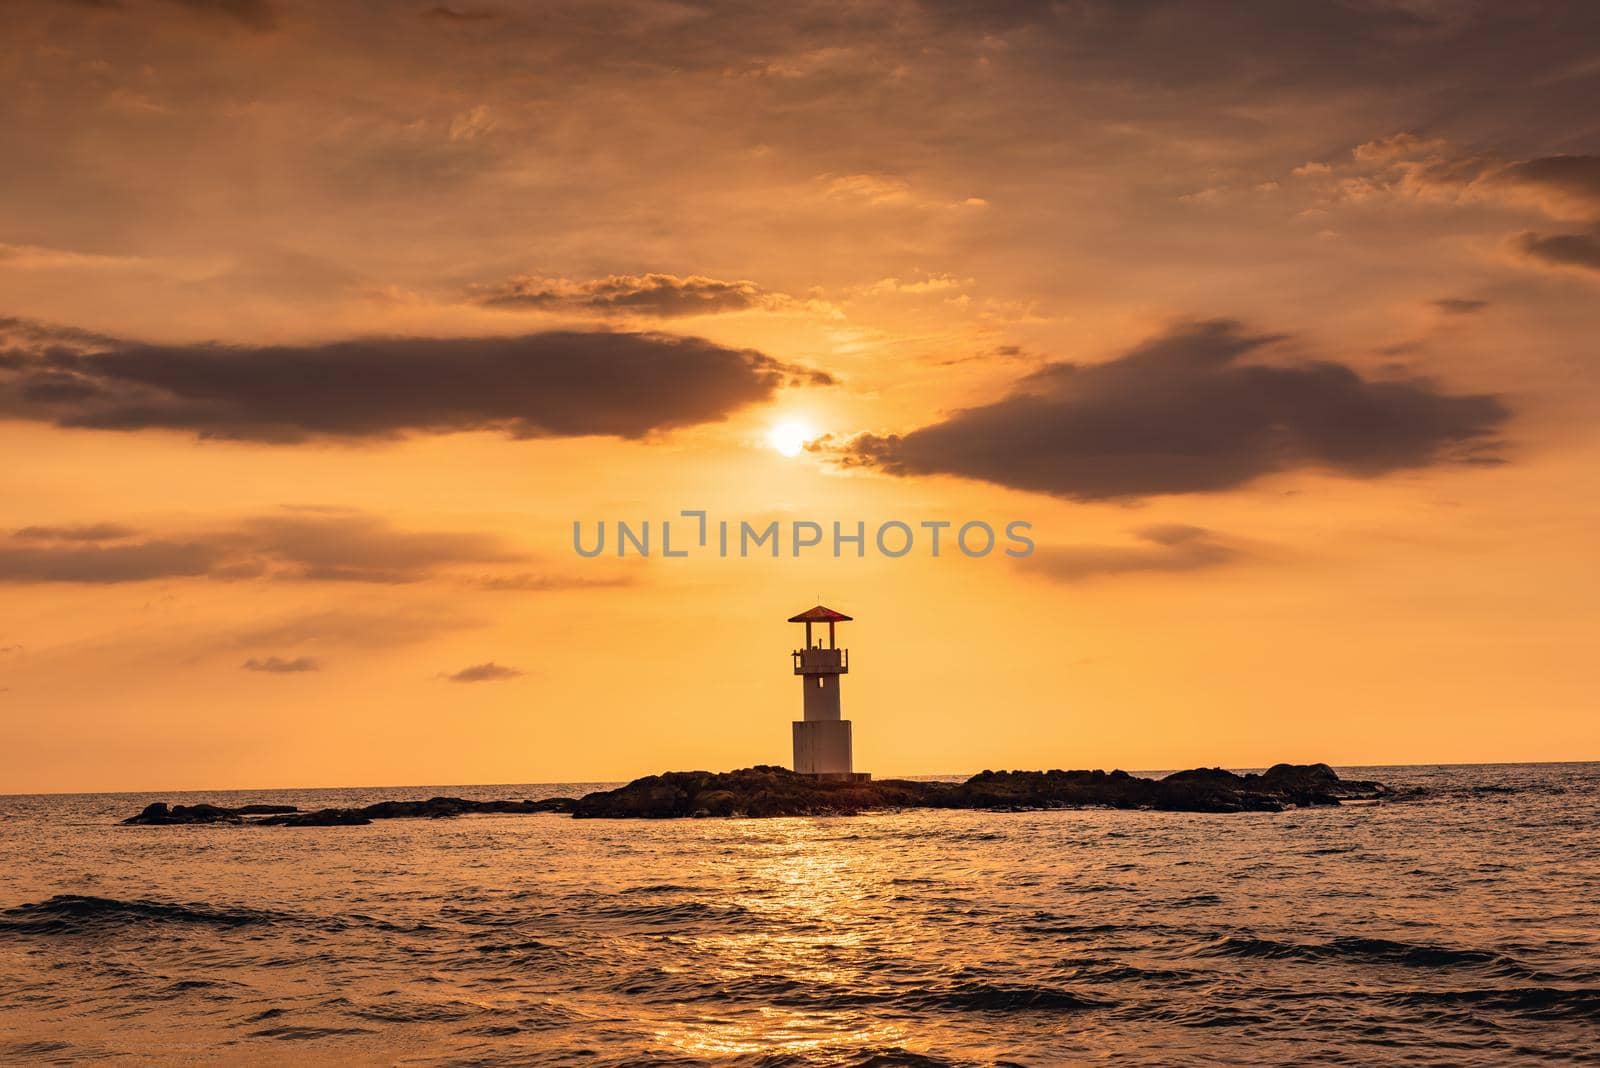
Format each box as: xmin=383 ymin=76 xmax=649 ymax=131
xmin=121 ymin=802 xmax=299 ymax=825
xmin=356 ymin=796 xmax=577 ymax=820
xmin=121 ymin=765 xmax=1392 ymax=826
xmin=573 ymin=763 xmax=1393 ymax=819
xmin=1255 ymin=762 xmax=1387 ymax=804
xmin=255 ymin=808 xmax=373 ymax=827
xmin=570 ymin=766 xmax=947 ymax=819
xmin=121 ymin=795 xmax=575 ymax=827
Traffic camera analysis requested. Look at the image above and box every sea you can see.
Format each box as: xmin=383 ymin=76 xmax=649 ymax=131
xmin=1 ymin=763 xmax=1597 ymax=1066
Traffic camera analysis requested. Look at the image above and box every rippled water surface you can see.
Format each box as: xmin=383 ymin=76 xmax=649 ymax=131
xmin=3 ymin=763 xmax=1599 ymax=1065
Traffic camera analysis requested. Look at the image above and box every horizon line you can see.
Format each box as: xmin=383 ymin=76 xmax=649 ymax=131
xmin=5 ymin=756 xmax=1597 ymax=799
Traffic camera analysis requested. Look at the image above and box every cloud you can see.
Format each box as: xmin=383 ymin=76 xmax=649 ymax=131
xmin=837 ymin=320 xmax=1508 ymax=501
xmin=1492 ymin=156 xmax=1600 ymax=219
xmin=856 ymin=274 xmax=968 ymax=296
xmin=815 ymin=172 xmax=986 ymax=212
xmin=0 ymin=510 xmax=523 ymax=584
xmin=477 ymin=273 xmax=808 ymax=318
xmin=0 ymin=244 xmax=155 ymax=272
xmin=242 ymin=655 xmax=320 ymax=673
xmin=68 ymin=0 xmax=277 ymax=30
xmin=13 ymin=523 xmax=141 ymax=541
xmin=0 ymin=321 xmax=827 ymax=443
xmin=1512 ymin=228 xmax=1600 ymax=276
xmin=1431 ymin=299 xmax=1489 ymax=315
xmin=228 ymin=606 xmax=480 ymax=652
xmin=474 ymin=572 xmax=634 ymax=592
xmin=448 ymin=104 xmax=496 ymax=142
xmin=442 ymin=661 xmax=523 ymax=683
xmin=231 ymin=513 xmax=520 ymax=582
xmin=821 ymin=173 xmax=915 ymax=205
xmin=1292 ymin=138 xmax=1600 ymax=226
xmin=1353 ymin=132 xmax=1444 ymax=163
xmin=1019 ymin=525 xmax=1244 ymax=582
xmin=421 ymin=5 xmax=500 ymax=21
xmin=0 ymin=540 xmax=219 ymax=583
xmin=1298 ymin=144 xmax=1600 ymax=286
xmin=165 ymin=0 xmax=275 ymax=29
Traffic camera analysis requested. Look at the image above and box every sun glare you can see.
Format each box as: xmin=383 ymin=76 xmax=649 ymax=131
xmin=767 ymin=419 xmax=816 ymax=458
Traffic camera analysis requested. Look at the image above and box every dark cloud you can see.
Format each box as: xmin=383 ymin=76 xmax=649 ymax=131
xmin=67 ymin=0 xmax=276 ymax=29
xmin=1495 ymin=156 xmax=1600 ymax=215
xmin=242 ymin=655 xmax=320 ymax=673
xmin=1393 ymin=152 xmax=1600 ymax=221
xmin=1019 ymin=525 xmax=1243 ymax=582
xmin=0 ymin=540 xmax=219 ymax=583
xmin=1513 ymin=229 xmax=1600 ymax=275
xmin=167 ymin=0 xmax=274 ymax=29
xmin=421 ymin=5 xmax=501 ymax=21
xmin=1432 ymin=299 xmax=1490 ymax=315
xmin=442 ymin=661 xmax=523 ymax=683
xmin=0 ymin=511 xmax=522 ymax=584
xmin=0 ymin=321 xmax=827 ymax=443
xmin=478 ymin=273 xmax=801 ymax=318
xmin=1337 ymin=148 xmax=1600 ymax=281
xmin=936 ymin=1 xmax=1600 ymax=133
xmin=231 ymin=513 xmax=521 ymax=583
xmin=840 ymin=320 xmax=1508 ymax=501
xmin=13 ymin=523 xmax=141 ymax=542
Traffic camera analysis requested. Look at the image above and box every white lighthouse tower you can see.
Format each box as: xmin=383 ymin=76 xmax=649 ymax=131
xmin=789 ymin=605 xmax=870 ymax=781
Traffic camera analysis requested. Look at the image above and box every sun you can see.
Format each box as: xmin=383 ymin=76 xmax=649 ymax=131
xmin=767 ymin=419 xmax=816 ymax=458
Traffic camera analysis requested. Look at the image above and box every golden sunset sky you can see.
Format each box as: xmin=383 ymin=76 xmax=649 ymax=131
xmin=3 ymin=1 xmax=1598 ymax=792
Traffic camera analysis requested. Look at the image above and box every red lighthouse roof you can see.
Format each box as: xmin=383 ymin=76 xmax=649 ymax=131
xmin=787 ymin=604 xmax=853 ymax=623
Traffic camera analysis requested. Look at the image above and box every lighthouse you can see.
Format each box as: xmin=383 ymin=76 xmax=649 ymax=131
xmin=789 ymin=605 xmax=870 ymax=781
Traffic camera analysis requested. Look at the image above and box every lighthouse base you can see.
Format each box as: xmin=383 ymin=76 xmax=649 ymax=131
xmin=793 ymin=719 xmax=855 ymax=777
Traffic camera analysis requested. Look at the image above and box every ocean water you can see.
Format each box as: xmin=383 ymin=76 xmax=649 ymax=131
xmin=1 ymin=763 xmax=1597 ymax=1066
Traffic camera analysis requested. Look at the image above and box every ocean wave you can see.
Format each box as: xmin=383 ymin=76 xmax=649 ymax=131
xmin=756 ymin=974 xmax=1115 ymax=1015
xmin=1197 ymin=934 xmax=1531 ymax=973
xmin=1380 ymin=985 xmax=1600 ymax=1021
xmin=1052 ymin=959 xmax=1205 ymax=986
xmin=0 ymin=894 xmax=282 ymax=935
xmin=473 ymin=937 xmax=560 ymax=955
xmin=619 ymin=883 xmax=704 ymax=895
xmin=1136 ymin=1003 xmax=1275 ymax=1029
xmin=592 ymin=900 xmax=763 ymax=928
xmin=897 ymin=979 xmax=1114 ymax=1014
xmin=1 ymin=1041 xmax=74 ymax=1059
xmin=349 ymin=998 xmax=485 ymax=1024
xmin=247 ymin=1025 xmax=378 ymax=1041
xmin=733 ymin=1048 xmax=962 ymax=1068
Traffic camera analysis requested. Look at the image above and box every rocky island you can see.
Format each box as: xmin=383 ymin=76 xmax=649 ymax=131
xmin=123 ymin=795 xmax=577 ymax=827
xmin=121 ymin=762 xmax=1396 ymax=826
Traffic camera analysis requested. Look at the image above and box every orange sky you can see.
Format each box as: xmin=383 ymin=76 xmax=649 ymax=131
xmin=3 ymin=1 xmax=1598 ymax=792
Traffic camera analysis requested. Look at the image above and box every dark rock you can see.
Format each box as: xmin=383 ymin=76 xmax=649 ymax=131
xmin=355 ymin=796 xmax=576 ymax=820
xmin=121 ymin=802 xmax=299 ymax=825
xmin=571 ymin=765 xmax=947 ymax=819
xmin=122 ymin=764 xmax=1392 ymax=826
xmin=255 ymin=808 xmax=373 ymax=827
xmin=122 ymin=795 xmax=575 ymax=827
xmin=573 ymin=763 xmax=1393 ymax=819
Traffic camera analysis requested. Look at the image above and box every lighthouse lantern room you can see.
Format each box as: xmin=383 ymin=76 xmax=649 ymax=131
xmin=789 ymin=605 xmax=870 ymax=782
